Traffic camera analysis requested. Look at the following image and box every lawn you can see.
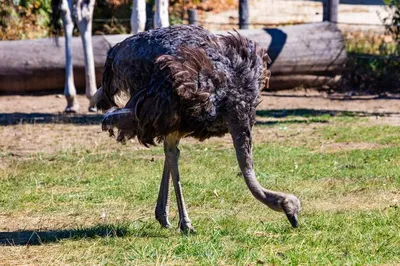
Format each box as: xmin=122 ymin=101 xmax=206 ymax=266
xmin=0 ymin=113 xmax=399 ymax=265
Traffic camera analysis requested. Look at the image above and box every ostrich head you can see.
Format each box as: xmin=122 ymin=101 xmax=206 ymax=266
xmin=261 ymin=192 xmax=301 ymax=228
xmin=281 ymin=194 xmax=301 ymax=228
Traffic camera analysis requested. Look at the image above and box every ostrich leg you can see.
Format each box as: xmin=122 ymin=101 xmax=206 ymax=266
xmin=131 ymin=0 xmax=146 ymax=34
xmin=155 ymin=160 xmax=172 ymax=228
xmin=164 ymin=134 xmax=195 ymax=233
xmin=76 ymin=0 xmax=97 ymax=112
xmin=154 ymin=0 xmax=169 ymax=28
xmin=60 ymin=0 xmax=79 ymax=113
xmin=228 ymin=122 xmax=300 ymax=228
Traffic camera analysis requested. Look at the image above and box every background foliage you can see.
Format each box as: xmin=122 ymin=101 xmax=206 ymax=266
xmin=0 ymin=0 xmax=235 ymax=38
xmin=341 ymin=0 xmax=400 ymax=94
xmin=0 ymin=0 xmax=52 ymax=40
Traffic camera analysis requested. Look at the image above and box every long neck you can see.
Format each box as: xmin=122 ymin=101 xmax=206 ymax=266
xmin=230 ymin=127 xmax=284 ymax=212
xmin=241 ymin=165 xmax=284 ymax=212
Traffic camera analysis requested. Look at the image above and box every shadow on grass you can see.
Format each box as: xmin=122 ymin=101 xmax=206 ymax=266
xmin=256 ymin=119 xmax=329 ymax=125
xmin=256 ymin=109 xmax=400 ymax=119
xmin=0 ymin=113 xmax=104 ymax=126
xmin=0 ymin=223 xmax=166 ymax=246
xmin=261 ymin=92 xmax=400 ymax=101
xmin=2 ymin=108 xmax=397 ymax=127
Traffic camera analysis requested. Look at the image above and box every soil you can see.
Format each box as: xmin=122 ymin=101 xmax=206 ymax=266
xmin=1 ymin=89 xmax=399 ymax=116
xmin=0 ymin=89 xmax=399 ymax=156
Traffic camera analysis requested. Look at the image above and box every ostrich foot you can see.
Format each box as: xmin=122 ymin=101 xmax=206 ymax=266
xmin=155 ymin=214 xmax=172 ymax=228
xmin=179 ymin=221 xmax=196 ymax=234
xmin=64 ymin=104 xmax=80 ymax=113
xmin=65 ymin=97 xmax=80 ymax=113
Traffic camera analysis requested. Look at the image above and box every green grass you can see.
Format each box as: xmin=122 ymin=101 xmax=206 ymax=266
xmin=1 ymin=115 xmax=399 ymax=265
xmin=321 ymin=124 xmax=400 ymax=145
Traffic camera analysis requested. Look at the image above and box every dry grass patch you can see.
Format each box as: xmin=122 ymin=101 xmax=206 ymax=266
xmin=308 ymin=190 xmax=399 ymax=212
xmin=318 ymin=142 xmax=386 ymax=153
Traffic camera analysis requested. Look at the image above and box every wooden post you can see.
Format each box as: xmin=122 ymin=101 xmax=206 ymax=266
xmin=323 ymin=0 xmax=339 ymax=23
xmin=145 ymin=2 xmax=153 ymax=31
xmin=187 ymin=9 xmax=197 ymax=25
xmin=239 ymin=0 xmax=249 ymax=29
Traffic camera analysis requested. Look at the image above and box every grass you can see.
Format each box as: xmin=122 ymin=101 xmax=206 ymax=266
xmin=1 ymin=114 xmax=399 ymax=265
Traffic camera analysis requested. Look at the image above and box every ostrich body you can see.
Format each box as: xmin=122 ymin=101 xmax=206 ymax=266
xmin=91 ymin=25 xmax=301 ymax=232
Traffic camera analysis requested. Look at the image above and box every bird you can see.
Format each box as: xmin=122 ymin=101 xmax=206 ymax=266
xmin=51 ymin=0 xmax=98 ymax=113
xmin=90 ymin=24 xmax=301 ymax=233
xmin=50 ymin=0 xmax=169 ymax=113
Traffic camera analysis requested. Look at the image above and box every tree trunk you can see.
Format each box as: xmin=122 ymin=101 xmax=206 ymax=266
xmin=0 ymin=22 xmax=346 ymax=93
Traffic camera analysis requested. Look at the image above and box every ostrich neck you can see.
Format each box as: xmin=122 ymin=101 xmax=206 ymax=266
xmin=231 ymin=129 xmax=284 ymax=211
xmin=242 ymin=168 xmax=283 ymax=211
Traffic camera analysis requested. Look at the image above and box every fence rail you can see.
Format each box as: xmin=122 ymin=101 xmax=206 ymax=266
xmin=91 ymin=0 xmax=388 ymax=31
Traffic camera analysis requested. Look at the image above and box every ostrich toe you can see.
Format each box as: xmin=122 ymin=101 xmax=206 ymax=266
xmin=156 ymin=214 xmax=172 ymax=228
xmin=65 ymin=96 xmax=80 ymax=113
xmin=179 ymin=221 xmax=196 ymax=234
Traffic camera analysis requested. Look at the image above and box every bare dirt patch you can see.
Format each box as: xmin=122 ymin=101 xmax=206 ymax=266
xmin=318 ymin=142 xmax=386 ymax=153
xmin=309 ymin=190 xmax=400 ymax=212
xmin=259 ymin=90 xmax=400 ymax=115
xmin=1 ymin=89 xmax=400 ymax=156
xmin=2 ymin=89 xmax=400 ymax=118
xmin=0 ymin=94 xmax=92 ymax=114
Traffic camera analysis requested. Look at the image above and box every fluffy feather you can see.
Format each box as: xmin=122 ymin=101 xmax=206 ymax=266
xmin=92 ymin=25 xmax=270 ymax=146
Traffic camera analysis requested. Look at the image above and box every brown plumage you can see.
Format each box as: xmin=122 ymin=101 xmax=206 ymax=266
xmin=91 ymin=25 xmax=300 ymax=233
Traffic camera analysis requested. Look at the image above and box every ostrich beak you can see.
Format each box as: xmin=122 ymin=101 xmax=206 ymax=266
xmin=285 ymin=213 xmax=298 ymax=228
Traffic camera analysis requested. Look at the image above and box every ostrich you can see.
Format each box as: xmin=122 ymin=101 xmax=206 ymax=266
xmin=51 ymin=0 xmax=169 ymax=112
xmin=90 ymin=25 xmax=301 ymax=232
xmin=51 ymin=0 xmax=98 ymax=113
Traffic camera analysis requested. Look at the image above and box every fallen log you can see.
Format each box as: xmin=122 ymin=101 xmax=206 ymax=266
xmin=0 ymin=35 xmax=122 ymax=93
xmin=0 ymin=22 xmax=346 ymax=93
xmin=218 ymin=22 xmax=347 ymax=89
